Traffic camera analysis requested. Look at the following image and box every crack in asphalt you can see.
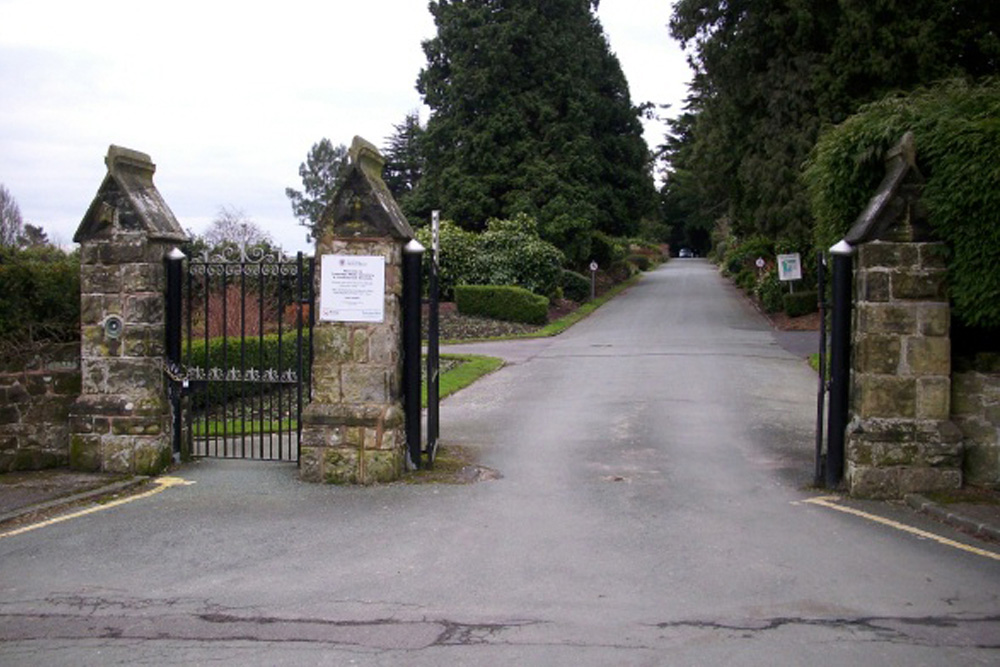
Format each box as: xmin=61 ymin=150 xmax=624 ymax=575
xmin=2 ymin=607 xmax=997 ymax=651
xmin=650 ymin=614 xmax=1000 ymax=649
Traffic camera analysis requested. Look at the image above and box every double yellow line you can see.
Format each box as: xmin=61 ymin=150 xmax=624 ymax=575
xmin=803 ymin=495 xmax=1000 ymax=562
xmin=0 ymin=476 xmax=194 ymax=540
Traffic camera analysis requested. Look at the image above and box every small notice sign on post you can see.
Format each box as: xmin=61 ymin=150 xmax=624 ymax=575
xmin=319 ymin=254 xmax=385 ymax=323
xmin=777 ymin=253 xmax=802 ymax=282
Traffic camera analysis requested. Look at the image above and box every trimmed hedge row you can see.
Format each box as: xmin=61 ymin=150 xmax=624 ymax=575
xmin=783 ymin=291 xmax=818 ymax=318
xmin=184 ymin=331 xmax=310 ymax=407
xmin=454 ymin=285 xmax=549 ymax=325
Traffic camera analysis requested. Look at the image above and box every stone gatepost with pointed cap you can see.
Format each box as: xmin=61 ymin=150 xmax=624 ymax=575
xmin=69 ymin=145 xmax=187 ymax=474
xmin=299 ymin=137 xmax=416 ymax=484
xmin=843 ymin=133 xmax=962 ymax=498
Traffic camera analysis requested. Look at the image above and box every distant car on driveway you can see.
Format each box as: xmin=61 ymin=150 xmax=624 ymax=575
xmin=678 ymin=248 xmax=693 ymax=258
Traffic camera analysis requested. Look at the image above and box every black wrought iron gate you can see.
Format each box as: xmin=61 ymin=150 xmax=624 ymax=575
xmin=166 ymin=248 xmax=314 ymax=462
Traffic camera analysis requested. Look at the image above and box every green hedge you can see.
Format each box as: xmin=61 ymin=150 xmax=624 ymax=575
xmin=0 ymin=246 xmax=80 ymax=346
xmin=559 ymin=269 xmax=591 ymax=302
xmin=454 ymin=285 xmax=549 ymax=325
xmin=784 ymin=291 xmax=818 ymax=318
xmin=805 ymin=78 xmax=1000 ymax=328
xmin=184 ymin=331 xmax=309 ymax=407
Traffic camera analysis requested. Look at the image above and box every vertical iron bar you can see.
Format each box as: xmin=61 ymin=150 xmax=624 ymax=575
xmin=403 ymin=240 xmax=425 ymax=470
xmin=221 ymin=263 xmax=229 ymax=457
xmin=826 ymin=241 xmax=854 ymax=488
xmin=814 ymin=251 xmax=827 ymax=487
xmin=240 ymin=258 xmax=247 ymax=458
xmin=165 ymin=248 xmax=184 ymax=462
xmin=258 ymin=260 xmax=266 ymax=459
xmin=427 ymin=211 xmax=441 ymax=465
xmin=203 ymin=262 xmax=211 ymax=457
xmin=186 ymin=257 xmax=194 ymax=458
xmin=277 ymin=257 xmax=286 ymax=461
xmin=295 ymin=252 xmax=305 ymax=465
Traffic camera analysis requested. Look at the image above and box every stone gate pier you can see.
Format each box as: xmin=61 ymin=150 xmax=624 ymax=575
xmin=299 ymin=137 xmax=415 ymax=484
xmin=69 ymin=146 xmax=187 ymax=474
xmin=843 ymin=134 xmax=962 ymax=498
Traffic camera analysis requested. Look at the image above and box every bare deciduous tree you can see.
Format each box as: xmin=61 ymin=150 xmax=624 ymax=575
xmin=0 ymin=184 xmax=24 ymax=248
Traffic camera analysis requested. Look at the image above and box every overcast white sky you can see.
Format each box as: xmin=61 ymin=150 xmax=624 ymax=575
xmin=0 ymin=0 xmax=691 ymax=253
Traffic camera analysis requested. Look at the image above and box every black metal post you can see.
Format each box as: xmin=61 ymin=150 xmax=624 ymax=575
xmin=426 ymin=211 xmax=441 ymax=466
xmin=165 ymin=248 xmax=185 ymax=461
xmin=403 ymin=239 xmax=425 ymax=470
xmin=826 ymin=240 xmax=854 ymax=489
xmin=814 ymin=251 xmax=827 ymax=486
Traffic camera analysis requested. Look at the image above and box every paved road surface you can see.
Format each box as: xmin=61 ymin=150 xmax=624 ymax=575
xmin=2 ymin=259 xmax=998 ymax=665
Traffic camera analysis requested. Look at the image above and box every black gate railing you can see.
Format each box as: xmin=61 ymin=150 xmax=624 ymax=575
xmin=167 ymin=247 xmax=314 ymax=462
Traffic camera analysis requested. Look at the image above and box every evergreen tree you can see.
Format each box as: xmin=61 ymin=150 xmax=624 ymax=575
xmin=285 ymin=139 xmax=349 ymax=237
xmin=414 ymin=0 xmax=656 ymax=265
xmin=662 ymin=0 xmax=1000 ymax=251
xmin=382 ymin=111 xmax=425 ymax=209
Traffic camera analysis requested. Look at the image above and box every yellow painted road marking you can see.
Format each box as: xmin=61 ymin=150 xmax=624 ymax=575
xmin=802 ymin=495 xmax=1000 ymax=562
xmin=0 ymin=476 xmax=195 ymax=540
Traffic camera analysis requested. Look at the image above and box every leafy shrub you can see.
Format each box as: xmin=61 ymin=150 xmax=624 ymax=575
xmin=805 ymin=78 xmax=1000 ymax=328
xmin=590 ymin=231 xmax=627 ymax=270
xmin=754 ymin=269 xmax=785 ymax=313
xmin=0 ymin=246 xmax=80 ymax=346
xmin=784 ymin=290 xmax=819 ymax=318
xmin=454 ymin=285 xmax=549 ymax=325
xmin=722 ymin=235 xmax=774 ymax=278
xmin=559 ymin=269 xmax=591 ymax=302
xmin=627 ymin=254 xmax=651 ymax=271
xmin=415 ymin=214 xmax=563 ymax=299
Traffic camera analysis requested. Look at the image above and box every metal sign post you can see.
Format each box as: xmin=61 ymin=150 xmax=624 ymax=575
xmin=589 ymin=261 xmax=598 ymax=301
xmin=426 ymin=211 xmax=441 ymax=466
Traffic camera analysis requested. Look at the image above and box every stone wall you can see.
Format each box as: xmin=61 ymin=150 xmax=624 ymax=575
xmin=845 ymin=240 xmax=963 ymax=497
xmin=0 ymin=344 xmax=80 ymax=471
xmin=953 ymin=354 xmax=1000 ymax=488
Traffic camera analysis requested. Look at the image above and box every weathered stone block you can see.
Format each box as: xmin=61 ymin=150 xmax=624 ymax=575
xmin=848 ymin=464 xmax=900 ymax=499
xmin=917 ymin=303 xmax=950 ymax=337
xmin=857 ymin=303 xmax=917 ymax=335
xmin=125 ymin=293 xmax=164 ymax=325
xmin=312 ymin=328 xmax=351 ymax=362
xmin=323 ymin=448 xmax=360 ymax=484
xmin=964 ymin=440 xmax=1000 ymax=487
xmin=916 ymin=377 xmax=951 ymax=421
xmin=70 ymin=434 xmax=102 ymax=471
xmin=859 ymin=271 xmax=891 ymax=302
xmin=102 ymin=436 xmax=134 ymax=473
xmin=341 ymin=365 xmax=388 ymax=404
xmin=855 ymin=334 xmax=901 ymax=374
xmin=858 ymin=376 xmax=916 ymax=419
xmin=891 ymin=270 xmax=946 ymax=301
xmin=121 ymin=263 xmax=163 ymax=292
xmin=906 ymin=336 xmax=950 ymax=375
xmin=898 ymin=467 xmax=962 ymax=495
xmin=858 ymin=242 xmax=919 ymax=270
xmin=951 ymin=372 xmax=984 ymax=415
xmin=351 ymin=329 xmax=370 ymax=363
xmin=134 ymin=439 xmax=170 ymax=475
xmin=362 ymin=449 xmax=402 ymax=483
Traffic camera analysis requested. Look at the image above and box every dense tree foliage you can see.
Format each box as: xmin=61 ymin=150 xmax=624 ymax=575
xmin=413 ymin=0 xmax=657 ymax=267
xmin=660 ymin=0 xmax=1000 ymax=252
xmin=382 ymin=111 xmax=425 ymax=208
xmin=805 ymin=79 xmax=1000 ymax=329
xmin=285 ymin=139 xmax=349 ymax=238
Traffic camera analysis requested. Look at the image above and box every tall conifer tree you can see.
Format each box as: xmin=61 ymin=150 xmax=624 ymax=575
xmin=413 ymin=0 xmax=656 ymax=263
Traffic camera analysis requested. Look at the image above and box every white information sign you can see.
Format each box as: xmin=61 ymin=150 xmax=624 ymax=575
xmin=319 ymin=255 xmax=385 ymax=323
xmin=777 ymin=253 xmax=802 ymax=282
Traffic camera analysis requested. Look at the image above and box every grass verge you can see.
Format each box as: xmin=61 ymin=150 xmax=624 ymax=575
xmin=423 ymin=353 xmax=504 ymax=408
xmin=437 ymin=273 xmax=642 ymax=345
